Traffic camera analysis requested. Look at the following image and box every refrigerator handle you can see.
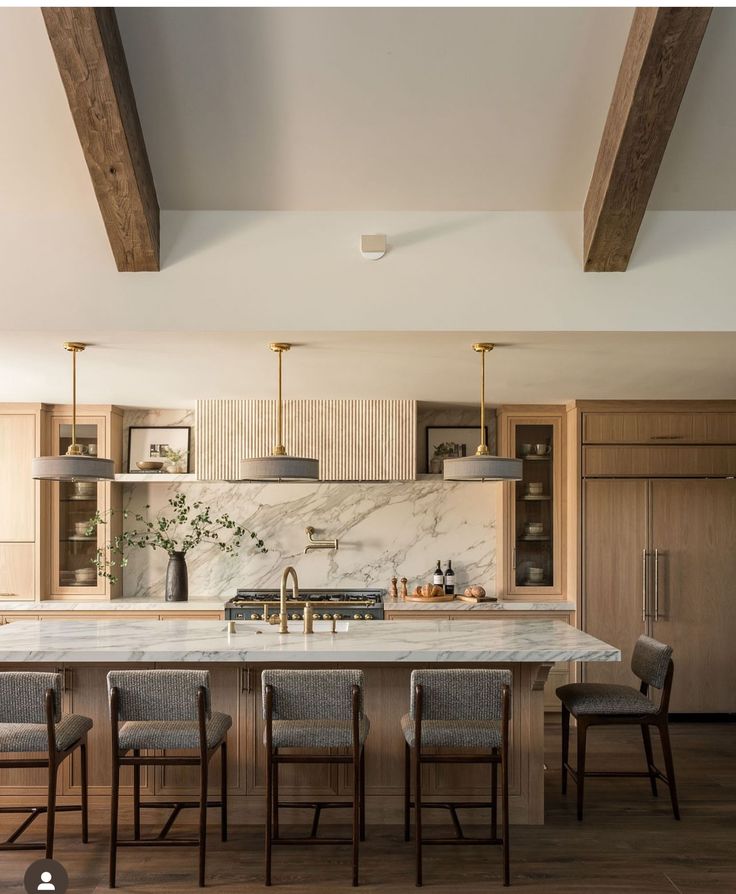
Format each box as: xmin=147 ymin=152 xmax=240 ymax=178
xmin=654 ymin=548 xmax=660 ymax=621
xmin=642 ymin=549 xmax=648 ymax=623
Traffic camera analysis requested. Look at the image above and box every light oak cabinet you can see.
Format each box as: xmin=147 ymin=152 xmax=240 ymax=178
xmin=582 ymin=477 xmax=736 ymax=713
xmin=583 ymin=411 xmax=736 ymax=445
xmin=0 ymin=543 xmax=35 ymax=600
xmin=497 ymin=407 xmax=566 ymax=598
xmin=44 ymin=407 xmax=122 ymax=600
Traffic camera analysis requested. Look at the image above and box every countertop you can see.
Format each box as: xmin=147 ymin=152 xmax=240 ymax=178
xmin=384 ymin=600 xmax=575 ymax=612
xmin=0 ymin=618 xmax=618 ymax=664
xmin=0 ymin=598 xmax=225 ymax=612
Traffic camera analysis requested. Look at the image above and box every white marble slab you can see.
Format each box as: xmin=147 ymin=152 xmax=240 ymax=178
xmin=385 ymin=600 xmax=575 ymax=612
xmin=0 ymin=619 xmax=619 ymax=664
xmin=0 ymin=598 xmax=224 ymax=613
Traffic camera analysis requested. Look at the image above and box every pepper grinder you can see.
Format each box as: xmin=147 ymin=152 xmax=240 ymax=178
xmin=399 ymin=577 xmax=408 ymax=601
xmin=389 ymin=576 xmax=399 ymax=601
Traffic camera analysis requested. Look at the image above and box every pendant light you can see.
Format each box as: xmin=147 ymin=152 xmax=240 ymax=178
xmin=239 ymin=343 xmax=319 ymax=481
xmin=443 ymin=343 xmax=523 ymax=482
xmin=32 ymin=343 xmax=115 ymax=481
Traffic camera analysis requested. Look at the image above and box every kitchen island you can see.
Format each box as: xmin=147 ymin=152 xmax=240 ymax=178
xmin=0 ymin=618 xmax=618 ymax=824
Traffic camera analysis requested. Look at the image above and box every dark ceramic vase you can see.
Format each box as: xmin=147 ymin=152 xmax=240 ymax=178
xmin=165 ymin=551 xmax=189 ymax=602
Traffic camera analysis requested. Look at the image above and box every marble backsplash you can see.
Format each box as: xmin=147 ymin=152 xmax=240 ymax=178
xmin=121 ymin=480 xmax=496 ymax=600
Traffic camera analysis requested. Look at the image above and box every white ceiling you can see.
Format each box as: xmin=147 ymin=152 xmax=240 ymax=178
xmin=2 ymin=332 xmax=734 ymax=408
xmin=3 ymin=8 xmax=734 ymax=215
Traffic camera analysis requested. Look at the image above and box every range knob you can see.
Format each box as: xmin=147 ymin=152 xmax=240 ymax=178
xmin=332 ymin=612 xmax=342 ymax=621
xmin=353 ymin=614 xmax=363 ymax=620
xmin=313 ymin=613 xmax=322 ymax=620
xmin=364 ymin=613 xmax=374 ymax=620
xmin=250 ymin=612 xmax=260 ymax=620
xmin=290 ymin=612 xmax=300 ymax=621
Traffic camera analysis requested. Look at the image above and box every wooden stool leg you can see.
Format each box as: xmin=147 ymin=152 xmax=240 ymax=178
xmin=641 ymin=724 xmax=658 ymax=797
xmin=415 ymin=747 xmax=423 ymax=887
xmin=360 ymin=745 xmax=366 ymax=842
xmin=501 ymin=746 xmax=510 ymax=887
xmin=404 ymin=742 xmax=411 ymax=842
xmin=658 ymin=721 xmax=680 ymax=820
xmin=561 ymin=706 xmax=570 ymax=794
xmin=491 ymin=748 xmax=498 ymax=840
xmin=198 ymin=755 xmax=208 ymax=887
xmin=272 ymin=748 xmax=279 ymax=840
xmin=352 ymin=741 xmax=360 ymax=886
xmin=80 ymin=741 xmax=89 ymax=844
xmin=221 ymin=740 xmax=228 ymax=842
xmin=109 ymin=758 xmax=120 ymax=889
xmin=265 ymin=748 xmax=273 ymax=886
xmin=576 ymin=719 xmax=588 ymax=822
xmin=45 ymin=760 xmax=58 ymax=860
xmin=133 ymin=749 xmax=141 ymax=840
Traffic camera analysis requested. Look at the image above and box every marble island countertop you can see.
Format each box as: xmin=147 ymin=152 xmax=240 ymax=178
xmin=0 ymin=618 xmax=618 ymax=664
xmin=384 ymin=599 xmax=575 ymax=612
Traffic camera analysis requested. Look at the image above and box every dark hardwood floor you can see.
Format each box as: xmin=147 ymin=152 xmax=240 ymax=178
xmin=1 ymin=724 xmax=733 ymax=893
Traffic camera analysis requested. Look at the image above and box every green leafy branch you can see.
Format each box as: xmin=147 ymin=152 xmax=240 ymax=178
xmin=86 ymin=492 xmax=267 ymax=583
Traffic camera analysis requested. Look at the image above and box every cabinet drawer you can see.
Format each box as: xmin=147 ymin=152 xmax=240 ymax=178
xmin=0 ymin=542 xmax=34 ymax=600
xmin=583 ymin=412 xmax=736 ymax=445
xmin=583 ymin=445 xmax=736 ymax=478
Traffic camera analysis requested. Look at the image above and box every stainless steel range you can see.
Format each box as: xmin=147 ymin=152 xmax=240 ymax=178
xmin=224 ymin=589 xmax=385 ymax=622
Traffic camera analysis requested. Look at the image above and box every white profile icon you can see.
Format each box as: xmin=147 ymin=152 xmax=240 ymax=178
xmin=37 ymin=871 xmax=55 ymax=891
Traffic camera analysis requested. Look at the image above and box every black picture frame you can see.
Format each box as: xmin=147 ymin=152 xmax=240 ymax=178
xmin=425 ymin=425 xmax=488 ymax=475
xmin=127 ymin=426 xmax=192 ymax=473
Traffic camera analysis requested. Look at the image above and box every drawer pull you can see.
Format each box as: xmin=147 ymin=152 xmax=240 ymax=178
xmin=649 ymin=435 xmax=685 ymax=440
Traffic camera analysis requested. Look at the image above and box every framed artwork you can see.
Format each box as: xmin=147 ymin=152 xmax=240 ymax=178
xmin=127 ymin=426 xmax=191 ymax=473
xmin=426 ymin=425 xmax=488 ymax=475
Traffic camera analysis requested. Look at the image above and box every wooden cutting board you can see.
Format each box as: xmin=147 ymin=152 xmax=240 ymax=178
xmin=404 ymin=593 xmax=456 ymax=603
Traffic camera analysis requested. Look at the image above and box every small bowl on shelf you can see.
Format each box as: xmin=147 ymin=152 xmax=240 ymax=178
xmin=136 ymin=461 xmax=165 ymax=472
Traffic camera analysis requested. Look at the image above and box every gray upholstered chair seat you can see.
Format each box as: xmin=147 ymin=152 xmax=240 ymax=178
xmin=0 ymin=714 xmax=92 ymax=753
xmin=265 ymin=717 xmax=370 ymax=749
xmin=556 ymin=683 xmax=657 ymax=717
xmin=401 ymin=714 xmax=501 ymax=749
xmin=118 ymin=712 xmax=232 ymax=752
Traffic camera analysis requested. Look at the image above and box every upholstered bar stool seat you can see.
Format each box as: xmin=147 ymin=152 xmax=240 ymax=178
xmin=557 ymin=684 xmax=658 ymax=716
xmin=402 ymin=669 xmax=512 ymax=887
xmin=401 ymin=716 xmax=501 ymax=749
xmin=119 ymin=713 xmax=232 ymax=751
xmin=267 ymin=717 xmax=370 ymax=749
xmin=263 ymin=669 xmax=369 ymax=887
xmin=107 ymin=669 xmax=231 ymax=888
xmin=0 ymin=672 xmax=91 ymax=859
xmin=0 ymin=714 xmax=93 ymax=753
xmin=557 ymin=635 xmax=679 ymax=822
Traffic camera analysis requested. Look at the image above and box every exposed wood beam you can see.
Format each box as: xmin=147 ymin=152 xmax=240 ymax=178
xmin=42 ymin=8 xmax=159 ymax=272
xmin=583 ymin=7 xmax=711 ymax=272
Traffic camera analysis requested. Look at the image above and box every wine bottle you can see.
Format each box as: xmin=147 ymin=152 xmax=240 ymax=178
xmin=444 ymin=560 xmax=455 ymax=595
xmin=433 ymin=560 xmax=444 ymax=589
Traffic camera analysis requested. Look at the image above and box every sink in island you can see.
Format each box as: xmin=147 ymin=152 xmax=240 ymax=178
xmin=0 ymin=618 xmax=618 ymax=825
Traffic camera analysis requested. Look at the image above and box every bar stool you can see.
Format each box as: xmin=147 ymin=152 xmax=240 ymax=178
xmin=557 ymin=634 xmax=679 ymax=821
xmin=402 ymin=669 xmax=512 ymax=887
xmin=263 ymin=669 xmax=369 ymax=887
xmin=107 ymin=669 xmax=232 ymax=888
xmin=0 ymin=671 xmax=91 ymax=858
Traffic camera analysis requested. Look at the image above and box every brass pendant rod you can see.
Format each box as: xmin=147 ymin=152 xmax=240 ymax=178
xmin=270 ymin=343 xmax=290 ymax=457
xmin=472 ymin=343 xmax=493 ymax=457
xmin=71 ymin=346 xmax=77 ymax=449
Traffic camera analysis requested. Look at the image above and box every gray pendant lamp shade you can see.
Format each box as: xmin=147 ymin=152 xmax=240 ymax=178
xmin=238 ymin=343 xmax=320 ymax=482
xmin=443 ymin=343 xmax=523 ymax=483
xmin=32 ymin=343 xmax=115 ymax=482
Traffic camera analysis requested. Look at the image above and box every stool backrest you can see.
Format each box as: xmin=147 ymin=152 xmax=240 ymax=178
xmin=262 ymin=669 xmax=364 ymax=721
xmin=409 ymin=669 xmax=512 ymax=721
xmin=107 ymin=669 xmax=211 ymax=721
xmin=0 ymin=671 xmax=61 ymax=724
xmin=631 ymin=635 xmax=673 ymax=690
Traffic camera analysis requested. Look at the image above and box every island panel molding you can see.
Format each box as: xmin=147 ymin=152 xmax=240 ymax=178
xmin=196 ymin=399 xmax=416 ymax=481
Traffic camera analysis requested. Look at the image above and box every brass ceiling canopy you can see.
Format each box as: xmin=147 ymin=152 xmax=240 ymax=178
xmin=32 ymin=343 xmax=115 ymax=481
xmin=443 ymin=343 xmax=523 ymax=482
xmin=238 ymin=343 xmax=320 ymax=481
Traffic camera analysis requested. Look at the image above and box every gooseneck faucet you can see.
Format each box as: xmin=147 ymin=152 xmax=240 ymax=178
xmin=279 ymin=566 xmax=299 ymax=634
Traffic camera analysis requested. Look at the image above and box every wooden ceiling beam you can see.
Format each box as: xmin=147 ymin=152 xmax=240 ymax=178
xmin=583 ymin=7 xmax=711 ymax=272
xmin=42 ymin=8 xmax=159 ymax=272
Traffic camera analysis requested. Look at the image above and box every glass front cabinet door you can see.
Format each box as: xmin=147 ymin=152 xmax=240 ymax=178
xmin=47 ymin=411 xmax=121 ymax=599
xmin=497 ymin=408 xmax=565 ymax=598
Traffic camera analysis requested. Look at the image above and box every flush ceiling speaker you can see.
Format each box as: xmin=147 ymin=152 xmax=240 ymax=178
xmin=360 ymin=234 xmax=386 ymax=260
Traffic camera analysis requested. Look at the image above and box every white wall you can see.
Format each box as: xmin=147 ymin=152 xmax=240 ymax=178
xmin=2 ymin=211 xmax=736 ymax=332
